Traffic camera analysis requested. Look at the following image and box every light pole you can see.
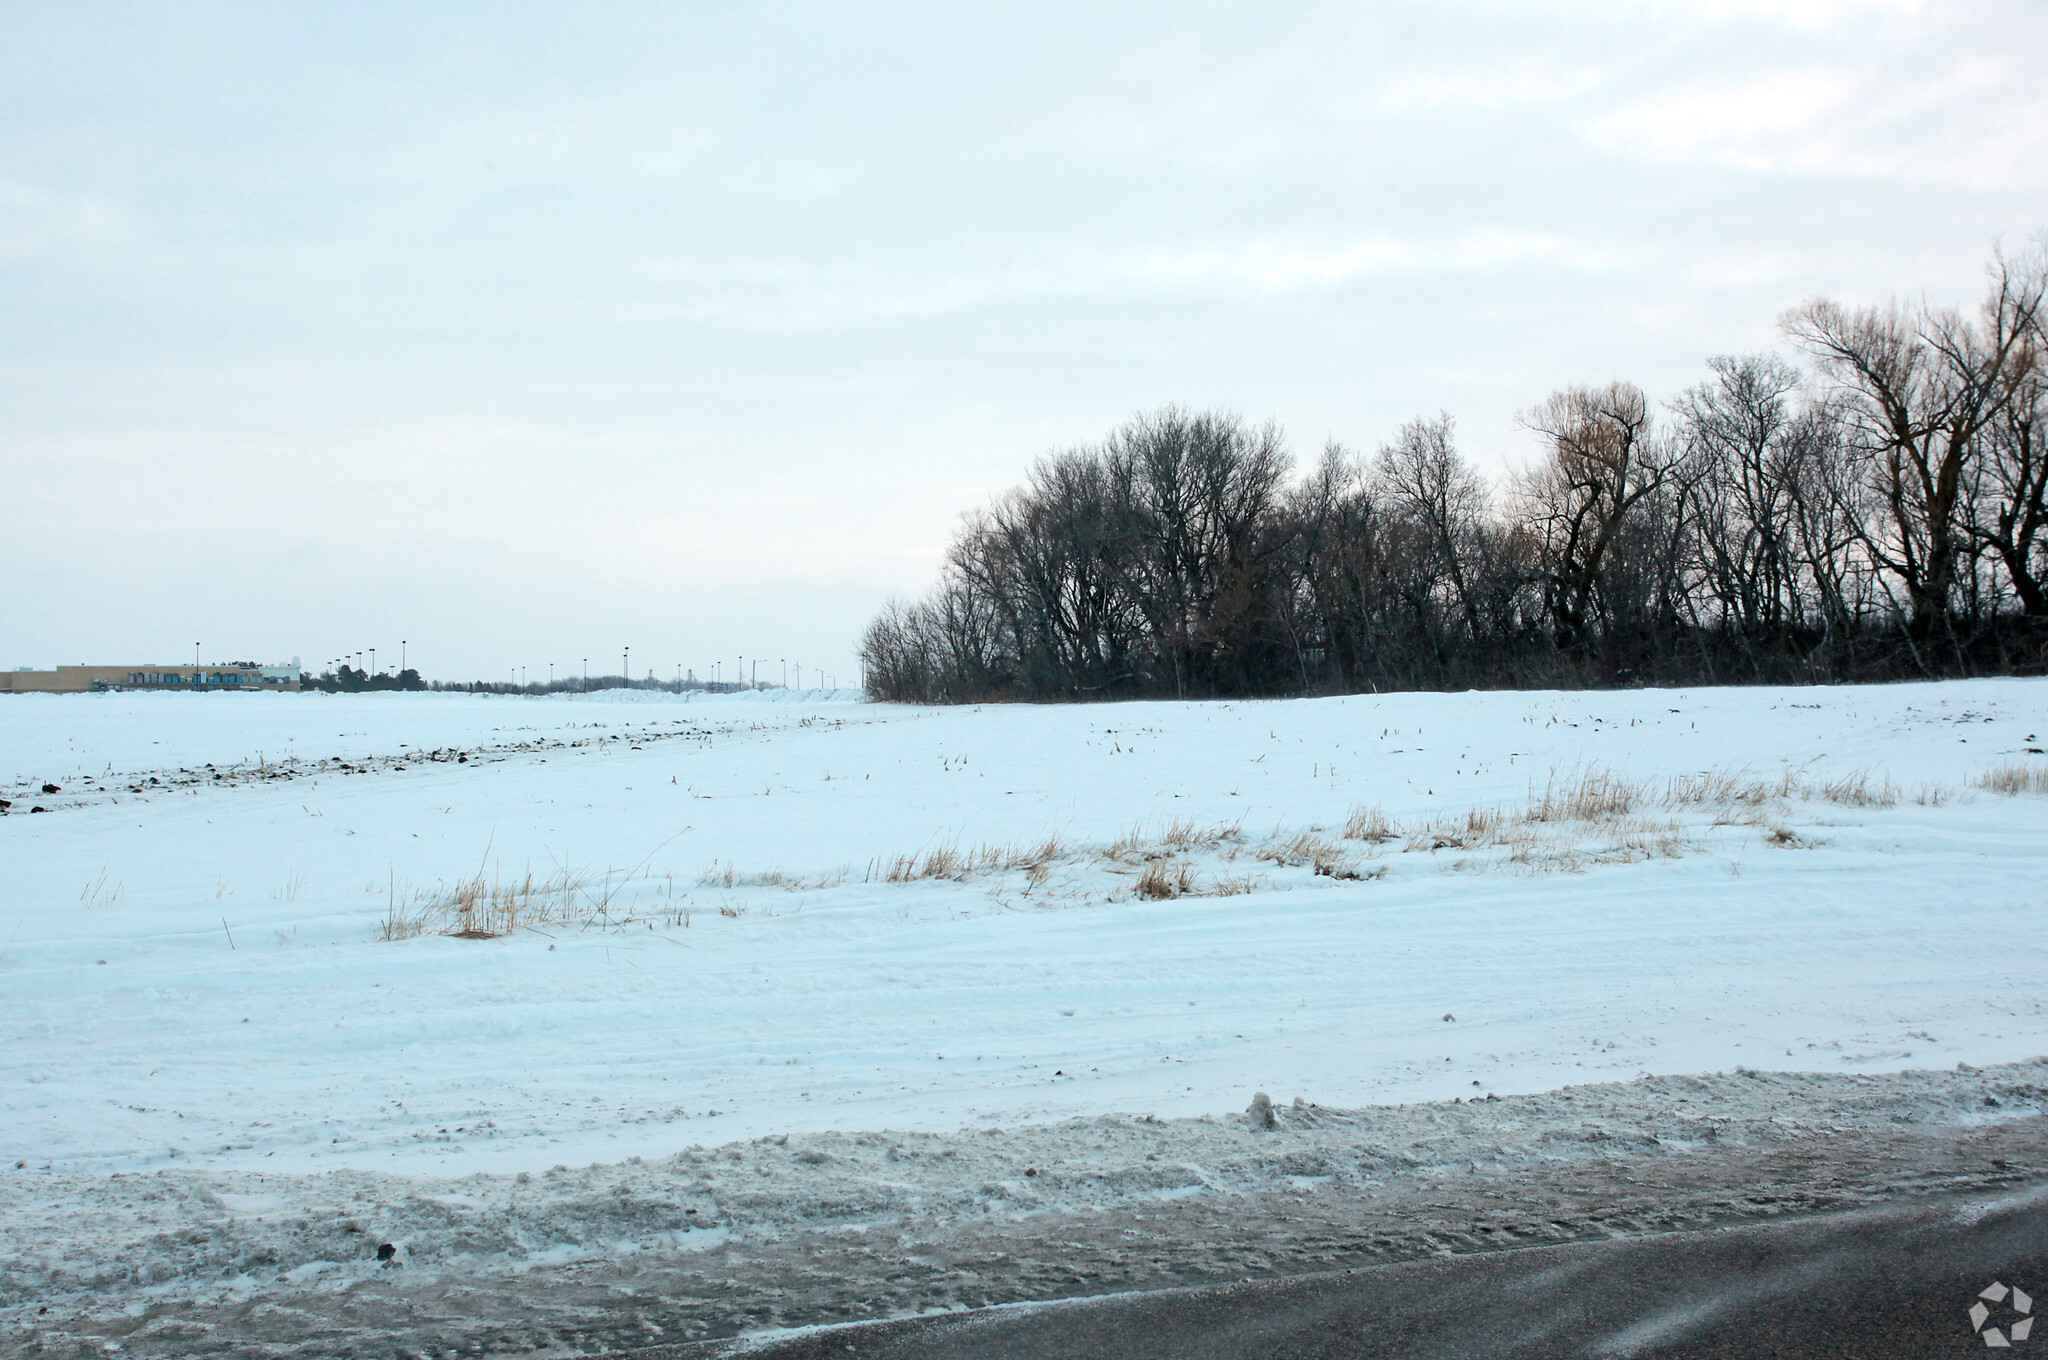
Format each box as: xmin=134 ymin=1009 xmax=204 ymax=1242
xmin=549 ymin=663 xmax=554 ymax=687
xmin=400 ymin=640 xmax=407 ymax=674
xmin=781 ymin=659 xmax=787 ymax=688
xmin=623 ymin=647 xmax=630 ymax=688
xmin=370 ymin=648 xmax=376 ymax=676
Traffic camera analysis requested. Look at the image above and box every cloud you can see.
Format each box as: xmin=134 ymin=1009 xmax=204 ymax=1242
xmin=1373 ymin=61 xmax=1604 ymax=112
xmin=1642 ymin=0 xmax=1923 ymax=26
xmin=1585 ymin=55 xmax=2048 ymax=189
xmin=1142 ymin=230 xmax=1626 ymax=291
xmin=0 ymin=178 xmax=139 ymax=261
xmin=1587 ymin=69 xmax=1862 ymax=172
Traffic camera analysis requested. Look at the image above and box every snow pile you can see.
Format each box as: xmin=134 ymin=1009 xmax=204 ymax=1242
xmin=5 ymin=1061 xmax=2043 ymax=1316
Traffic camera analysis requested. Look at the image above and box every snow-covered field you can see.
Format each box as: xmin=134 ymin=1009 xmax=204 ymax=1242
xmin=3 ymin=679 xmax=2047 ymax=1351
xmin=4 ymin=681 xmax=2046 ymax=1176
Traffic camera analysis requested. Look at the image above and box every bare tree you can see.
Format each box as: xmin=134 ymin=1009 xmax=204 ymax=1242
xmin=1514 ymin=382 xmax=1688 ymax=672
xmin=863 ymin=249 xmax=2048 ymax=706
xmin=1783 ymin=249 xmax=2045 ymax=650
xmin=1966 ymin=248 xmax=2048 ymax=615
xmin=1374 ymin=414 xmax=1489 ymax=635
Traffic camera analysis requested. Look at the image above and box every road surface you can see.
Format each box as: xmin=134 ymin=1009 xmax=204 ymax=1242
xmin=617 ymin=1183 xmax=2048 ymax=1359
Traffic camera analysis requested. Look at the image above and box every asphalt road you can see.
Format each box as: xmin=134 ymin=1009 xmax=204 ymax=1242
xmin=611 ymin=1183 xmax=2048 ymax=1360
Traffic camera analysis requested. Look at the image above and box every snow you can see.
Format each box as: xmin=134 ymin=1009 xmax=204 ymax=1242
xmin=2 ymin=679 xmax=2045 ymax=1187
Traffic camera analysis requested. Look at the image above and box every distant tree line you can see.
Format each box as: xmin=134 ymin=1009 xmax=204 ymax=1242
xmin=426 ymin=675 xmax=774 ymax=696
xmin=862 ymin=244 xmax=2048 ymax=702
xmin=309 ymin=666 xmax=427 ymax=693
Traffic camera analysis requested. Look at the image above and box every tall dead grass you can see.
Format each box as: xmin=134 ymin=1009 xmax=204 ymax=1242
xmin=1332 ymin=762 xmax=1914 ymax=875
xmin=379 ymin=856 xmax=700 ymax=941
xmin=870 ymin=833 xmax=1071 ymax=884
xmin=378 ymin=867 xmax=598 ymax=940
xmin=1976 ymin=762 xmax=2048 ymax=796
xmin=376 ymin=759 xmax=1988 ymax=935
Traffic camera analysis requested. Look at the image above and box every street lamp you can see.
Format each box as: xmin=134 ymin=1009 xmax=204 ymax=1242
xmin=623 ymin=646 xmax=630 ymax=688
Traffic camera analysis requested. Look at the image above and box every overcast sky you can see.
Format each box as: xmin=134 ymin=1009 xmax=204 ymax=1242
xmin=4 ymin=1 xmax=2043 ymax=684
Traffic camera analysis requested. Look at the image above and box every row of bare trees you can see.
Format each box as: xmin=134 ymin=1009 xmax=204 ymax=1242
xmin=863 ymin=246 xmax=2048 ymax=702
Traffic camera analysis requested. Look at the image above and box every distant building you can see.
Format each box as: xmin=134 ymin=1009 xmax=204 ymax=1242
xmin=0 ymin=659 xmax=302 ymax=693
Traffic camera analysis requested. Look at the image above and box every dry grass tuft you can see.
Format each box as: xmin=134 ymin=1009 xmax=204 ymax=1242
xmin=1260 ymin=830 xmax=1341 ymax=867
xmin=1976 ymin=762 xmax=2048 ymax=796
xmin=879 ymin=842 xmax=977 ymax=882
xmin=1813 ymin=769 xmax=1900 ymax=808
xmin=560 ymin=756 xmax=1972 ymax=919
xmin=1342 ymin=804 xmax=1396 ymax=842
xmin=1103 ymin=825 xmax=1145 ymax=862
xmin=1526 ymin=767 xmax=1646 ymax=822
xmin=1011 ymin=833 xmax=1067 ymax=868
xmin=1135 ymin=860 xmax=1196 ymax=899
xmin=379 ymin=867 xmax=596 ymax=940
xmin=1316 ymin=760 xmax=1921 ymax=879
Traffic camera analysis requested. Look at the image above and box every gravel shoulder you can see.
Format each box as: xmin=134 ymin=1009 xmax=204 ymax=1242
xmin=7 ymin=1060 xmax=2046 ymax=1358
